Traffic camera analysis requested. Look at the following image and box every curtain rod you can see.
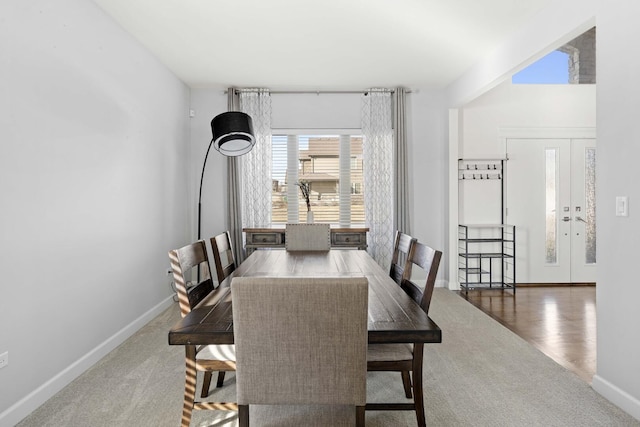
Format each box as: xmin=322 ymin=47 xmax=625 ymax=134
xmin=227 ymin=89 xmax=412 ymax=95
xmin=273 ymin=90 xmax=375 ymax=95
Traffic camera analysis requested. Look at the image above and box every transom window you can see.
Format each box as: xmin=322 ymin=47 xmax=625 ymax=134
xmin=271 ymin=134 xmax=364 ymax=225
xmin=512 ymin=27 xmax=596 ymax=85
xmin=512 ymin=50 xmax=570 ymax=84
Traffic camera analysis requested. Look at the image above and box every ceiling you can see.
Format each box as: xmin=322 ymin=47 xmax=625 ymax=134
xmin=92 ymin=0 xmax=552 ymax=90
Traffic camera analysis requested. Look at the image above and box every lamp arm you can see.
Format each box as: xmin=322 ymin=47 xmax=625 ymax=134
xmin=197 ymin=138 xmax=216 ymax=241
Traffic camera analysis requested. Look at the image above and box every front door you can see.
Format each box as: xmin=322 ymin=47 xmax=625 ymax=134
xmin=506 ymin=138 xmax=596 ymax=283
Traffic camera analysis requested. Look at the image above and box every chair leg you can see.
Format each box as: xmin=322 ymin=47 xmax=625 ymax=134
xmin=216 ymin=371 xmax=226 ymax=388
xmin=401 ymin=370 xmax=413 ymax=398
xmin=356 ymin=405 xmax=365 ymax=427
xmin=413 ymin=344 xmax=426 ymax=427
xmin=201 ymin=371 xmax=213 ymax=398
xmin=200 ymin=371 xmax=227 ymax=397
xmin=181 ymin=346 xmax=197 ymax=427
xmin=239 ymin=404 xmax=249 ymax=427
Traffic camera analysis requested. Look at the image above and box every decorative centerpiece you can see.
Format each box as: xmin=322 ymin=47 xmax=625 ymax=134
xmin=296 ymin=180 xmax=313 ymax=223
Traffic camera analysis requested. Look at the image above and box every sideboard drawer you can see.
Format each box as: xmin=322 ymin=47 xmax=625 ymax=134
xmin=244 ymin=227 xmax=368 ymax=254
xmin=332 ymin=232 xmax=366 ymax=247
xmin=248 ymin=232 xmax=283 ymax=246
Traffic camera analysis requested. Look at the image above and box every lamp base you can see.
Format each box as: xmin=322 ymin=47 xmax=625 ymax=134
xmin=306 ymin=211 xmax=314 ymax=223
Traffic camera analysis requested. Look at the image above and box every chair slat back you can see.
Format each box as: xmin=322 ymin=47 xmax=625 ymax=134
xmin=390 ymin=231 xmax=417 ymax=284
xmin=211 ymin=231 xmax=237 ymax=284
xmin=168 ymin=240 xmax=215 ymax=317
xmin=232 ymin=276 xmax=368 ymax=406
xmin=285 ymin=223 xmax=331 ymax=251
xmin=400 ymin=241 xmax=442 ymax=314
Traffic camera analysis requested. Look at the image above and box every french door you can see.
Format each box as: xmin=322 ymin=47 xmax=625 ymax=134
xmin=506 ymin=138 xmax=596 ymax=283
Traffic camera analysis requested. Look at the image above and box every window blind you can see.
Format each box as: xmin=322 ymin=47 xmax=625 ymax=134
xmin=271 ymin=134 xmax=364 ymax=226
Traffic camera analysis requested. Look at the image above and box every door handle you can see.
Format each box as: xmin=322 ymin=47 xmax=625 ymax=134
xmin=575 ymin=216 xmax=587 ymax=223
xmin=562 ymin=216 xmax=571 ymax=222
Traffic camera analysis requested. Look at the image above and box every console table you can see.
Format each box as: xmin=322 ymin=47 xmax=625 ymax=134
xmin=243 ymin=226 xmax=368 ymax=254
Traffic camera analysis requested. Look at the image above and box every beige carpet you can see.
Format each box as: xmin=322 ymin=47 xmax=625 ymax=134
xmin=17 ymin=289 xmax=639 ymax=426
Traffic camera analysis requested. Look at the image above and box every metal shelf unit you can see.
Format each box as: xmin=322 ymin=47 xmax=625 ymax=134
xmin=458 ymin=224 xmax=516 ymax=294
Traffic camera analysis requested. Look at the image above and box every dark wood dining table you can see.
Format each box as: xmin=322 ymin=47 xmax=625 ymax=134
xmin=168 ymin=249 xmax=442 ymax=425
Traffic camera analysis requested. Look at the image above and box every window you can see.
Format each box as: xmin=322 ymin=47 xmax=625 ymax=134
xmin=512 ymin=50 xmax=570 ymax=84
xmin=512 ymin=27 xmax=596 ymax=85
xmin=584 ymin=148 xmax=596 ymax=264
xmin=545 ymin=148 xmax=558 ymax=264
xmin=271 ymin=134 xmax=364 ymax=226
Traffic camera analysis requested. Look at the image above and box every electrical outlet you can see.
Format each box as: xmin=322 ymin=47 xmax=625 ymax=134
xmin=0 ymin=351 xmax=8 ymax=369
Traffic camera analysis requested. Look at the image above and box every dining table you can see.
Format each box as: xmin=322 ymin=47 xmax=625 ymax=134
xmin=168 ymin=249 xmax=442 ymax=426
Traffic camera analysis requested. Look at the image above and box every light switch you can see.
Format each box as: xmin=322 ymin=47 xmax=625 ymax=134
xmin=616 ymin=196 xmax=628 ymax=217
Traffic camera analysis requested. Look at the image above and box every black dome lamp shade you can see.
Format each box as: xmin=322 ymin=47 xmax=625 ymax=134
xmin=211 ymin=111 xmax=255 ymax=156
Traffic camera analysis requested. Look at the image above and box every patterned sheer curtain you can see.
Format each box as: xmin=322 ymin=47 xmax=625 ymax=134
xmin=362 ymin=88 xmax=394 ymax=268
xmin=239 ymin=89 xmax=272 ymax=231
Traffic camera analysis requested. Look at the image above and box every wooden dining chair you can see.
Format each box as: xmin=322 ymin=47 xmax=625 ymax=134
xmin=231 ymin=276 xmax=368 ymax=427
xmin=285 ymin=223 xmax=331 ymax=251
xmin=210 ymin=231 xmax=237 ymax=284
xmin=367 ymin=241 xmax=442 ymax=427
xmin=168 ymin=241 xmax=236 ymax=401
xmin=205 ymin=231 xmax=238 ymax=393
xmin=389 ymin=230 xmax=417 ymax=285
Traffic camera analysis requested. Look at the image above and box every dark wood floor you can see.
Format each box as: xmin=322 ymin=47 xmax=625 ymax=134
xmin=460 ymin=285 xmax=596 ymax=383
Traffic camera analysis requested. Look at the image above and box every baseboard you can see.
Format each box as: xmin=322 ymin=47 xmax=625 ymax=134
xmin=443 ymin=279 xmax=460 ymax=291
xmin=592 ymin=374 xmax=640 ymax=422
xmin=516 ymin=282 xmax=595 ymax=287
xmin=0 ymin=295 xmax=175 ymax=427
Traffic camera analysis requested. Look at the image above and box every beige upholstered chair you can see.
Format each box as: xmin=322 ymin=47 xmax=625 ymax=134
xmin=232 ymin=276 xmax=368 ymax=427
xmin=389 ymin=231 xmax=417 ymax=285
xmin=168 ymin=241 xmax=236 ymax=400
xmin=367 ymin=241 xmax=442 ymax=427
xmin=211 ymin=231 xmax=237 ymax=284
xmin=285 ymin=223 xmax=331 ymax=251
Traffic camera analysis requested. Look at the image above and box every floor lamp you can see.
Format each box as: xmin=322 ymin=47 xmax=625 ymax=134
xmin=197 ymin=111 xmax=255 ymax=243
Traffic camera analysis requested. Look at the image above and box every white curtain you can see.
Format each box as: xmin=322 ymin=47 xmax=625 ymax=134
xmin=239 ymin=89 xmax=272 ymax=229
xmin=362 ymin=89 xmax=394 ymax=268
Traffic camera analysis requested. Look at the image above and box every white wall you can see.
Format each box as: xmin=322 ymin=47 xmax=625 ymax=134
xmin=592 ymin=0 xmax=640 ymax=419
xmin=188 ymin=89 xmax=228 ymax=242
xmin=0 ymin=1 xmax=191 ymax=424
xmin=462 ymin=82 xmax=597 ymax=157
xmin=408 ymin=91 xmax=449 ymax=283
xmin=272 ymin=93 xmax=362 ymax=130
xmin=448 ymin=0 xmax=640 ymax=420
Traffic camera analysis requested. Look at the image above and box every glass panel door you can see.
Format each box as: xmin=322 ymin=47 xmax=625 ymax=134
xmin=507 ymin=138 xmax=596 ymax=283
